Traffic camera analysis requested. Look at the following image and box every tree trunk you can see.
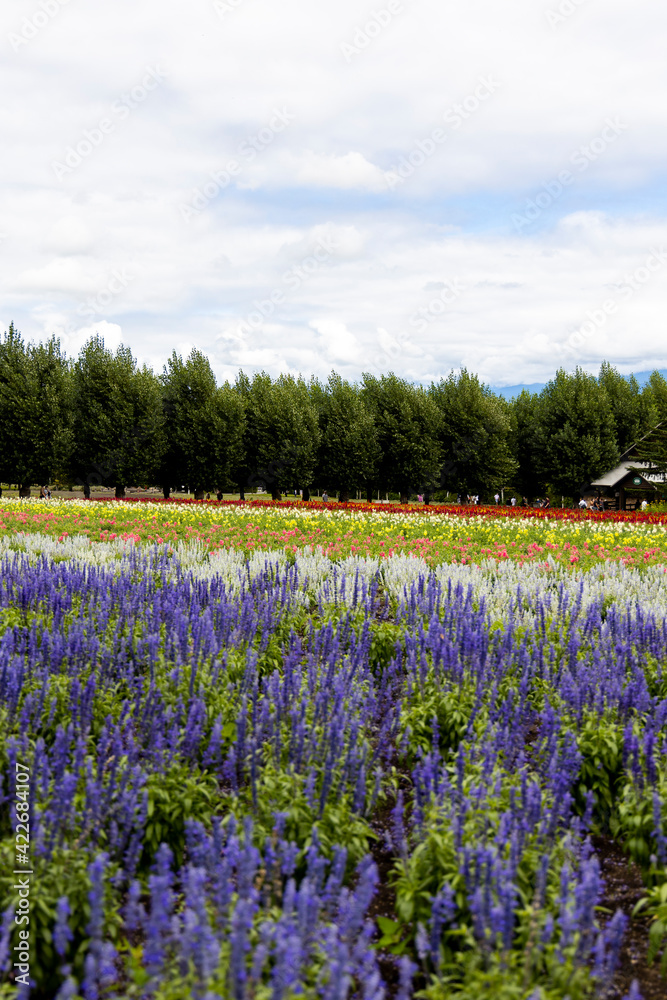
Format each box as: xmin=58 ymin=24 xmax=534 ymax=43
xmin=271 ymin=487 xmax=281 ymax=501
xmin=239 ymin=485 xmax=246 ymax=500
xmin=83 ymin=481 xmax=91 ymax=499
xmin=115 ymin=484 xmax=125 ymax=498
xmin=423 ymin=492 xmax=431 ymax=505
xmin=216 ymin=490 xmax=223 ymax=501
xmin=400 ymin=493 xmax=409 ymax=505
xmin=194 ymin=490 xmax=205 ymax=500
xmin=366 ymin=486 xmax=374 ymax=503
xmin=18 ymin=484 xmax=31 ymax=497
xmin=162 ymin=485 xmax=171 ymax=499
xmin=339 ymin=489 xmax=350 ymax=503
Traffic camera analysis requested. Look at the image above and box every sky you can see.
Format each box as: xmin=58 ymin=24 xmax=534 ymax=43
xmin=2 ymin=0 xmax=666 ymax=389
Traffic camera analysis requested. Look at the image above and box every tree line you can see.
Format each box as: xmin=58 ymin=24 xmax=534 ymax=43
xmin=1 ymin=323 xmax=666 ymax=502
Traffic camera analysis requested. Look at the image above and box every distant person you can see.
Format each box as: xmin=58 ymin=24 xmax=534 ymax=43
xmin=510 ymin=496 xmax=516 ymax=506
xmin=39 ymin=486 xmax=46 ymax=499
xmin=494 ymin=492 xmax=500 ymax=504
xmin=521 ymin=497 xmax=528 ymax=507
xmin=578 ymin=498 xmax=587 ymax=509
xmin=641 ymin=499 xmax=648 ymax=510
xmin=322 ymin=491 xmax=329 ymax=502
xmin=542 ymin=497 xmax=551 ymax=509
xmin=417 ymin=493 xmax=423 ymax=503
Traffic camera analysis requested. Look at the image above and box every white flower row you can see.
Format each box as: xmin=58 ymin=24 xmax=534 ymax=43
xmin=2 ymin=532 xmax=666 ymax=622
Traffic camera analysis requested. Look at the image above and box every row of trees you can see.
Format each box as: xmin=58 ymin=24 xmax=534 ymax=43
xmin=1 ymin=324 xmax=666 ymax=501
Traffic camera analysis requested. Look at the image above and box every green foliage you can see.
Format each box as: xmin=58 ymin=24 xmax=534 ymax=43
xmin=161 ymin=349 xmax=245 ymax=495
xmin=530 ymin=368 xmax=619 ymax=496
xmin=239 ymin=371 xmax=320 ymax=499
xmin=430 ymin=370 xmax=517 ymax=496
xmin=69 ymin=336 xmax=165 ymax=494
xmin=574 ymin=714 xmax=625 ymax=823
xmin=509 ymin=390 xmax=542 ymax=500
xmin=598 ymin=362 xmax=657 ymax=455
xmin=401 ymin=676 xmax=477 ymax=758
xmin=0 ymin=840 xmax=122 ymax=993
xmin=313 ymin=372 xmax=380 ymax=500
xmin=613 ymin=781 xmax=666 ymax=873
xmin=368 ymin=621 xmax=405 ymax=673
xmin=633 ymin=875 xmax=667 ymax=974
xmin=142 ymin=763 xmax=221 ymax=868
xmin=418 ymin=938 xmax=594 ymax=1000
xmin=362 ymin=373 xmax=442 ymax=499
xmin=228 ymin=765 xmax=374 ymax=869
xmin=0 ymin=325 xmax=72 ymax=490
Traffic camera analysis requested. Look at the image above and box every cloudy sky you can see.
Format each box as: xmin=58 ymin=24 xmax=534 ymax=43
xmin=2 ymin=0 xmax=666 ymax=387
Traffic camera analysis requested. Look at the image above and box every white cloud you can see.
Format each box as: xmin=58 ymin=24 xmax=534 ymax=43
xmin=1 ymin=0 xmax=666 ymax=385
xmin=288 ymin=150 xmax=387 ymax=191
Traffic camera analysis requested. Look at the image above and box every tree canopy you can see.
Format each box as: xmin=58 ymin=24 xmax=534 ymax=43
xmin=2 ymin=323 xmax=665 ymax=502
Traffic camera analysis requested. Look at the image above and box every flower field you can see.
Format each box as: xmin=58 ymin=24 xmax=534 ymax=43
xmin=1 ymin=498 xmax=667 ymax=568
xmin=1 ymin=501 xmax=666 ymax=998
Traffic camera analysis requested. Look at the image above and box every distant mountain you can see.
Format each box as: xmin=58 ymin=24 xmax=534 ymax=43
xmin=491 ymin=370 xmax=667 ymax=400
xmin=493 ymin=383 xmax=545 ymax=399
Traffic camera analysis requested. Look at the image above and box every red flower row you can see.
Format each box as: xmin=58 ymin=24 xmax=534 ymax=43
xmin=86 ymin=497 xmax=667 ymax=525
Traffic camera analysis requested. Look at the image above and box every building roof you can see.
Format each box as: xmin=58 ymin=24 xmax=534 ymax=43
xmin=590 ymin=461 xmax=667 ymax=489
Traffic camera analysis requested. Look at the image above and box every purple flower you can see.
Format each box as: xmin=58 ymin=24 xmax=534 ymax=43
xmin=0 ymin=906 xmax=13 ymax=974
xmin=54 ymin=896 xmax=73 ymax=958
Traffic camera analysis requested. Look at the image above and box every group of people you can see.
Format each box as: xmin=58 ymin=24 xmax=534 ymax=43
xmin=578 ymin=497 xmax=605 ymax=511
xmin=38 ymin=485 xmax=52 ymax=499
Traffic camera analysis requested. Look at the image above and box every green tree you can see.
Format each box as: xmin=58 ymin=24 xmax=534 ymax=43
xmin=533 ymin=368 xmax=619 ymax=496
xmin=642 ymin=371 xmax=667 ymax=424
xmin=597 ymin=362 xmax=656 ymax=454
xmin=241 ymin=372 xmax=320 ymax=500
xmin=429 ymin=370 xmax=517 ymax=499
xmin=70 ymin=337 xmax=165 ymax=497
xmin=161 ymin=350 xmax=244 ymax=498
xmin=313 ymin=373 xmax=380 ymax=502
xmin=361 ymin=373 xmax=442 ymax=503
xmin=509 ymin=389 xmax=542 ymax=500
xmin=0 ymin=324 xmax=71 ymax=495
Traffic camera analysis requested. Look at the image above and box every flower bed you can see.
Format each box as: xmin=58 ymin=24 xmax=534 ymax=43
xmin=0 ymin=537 xmax=664 ymax=997
xmin=1 ymin=498 xmax=667 ymax=569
